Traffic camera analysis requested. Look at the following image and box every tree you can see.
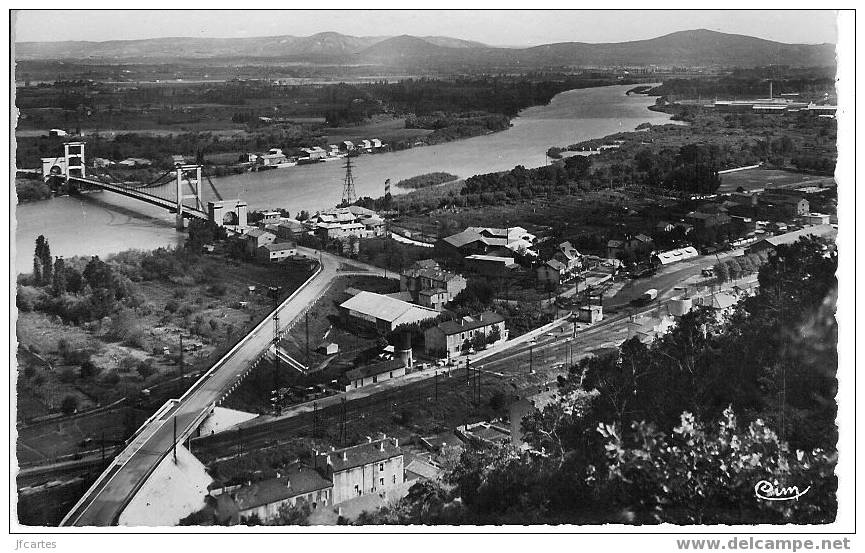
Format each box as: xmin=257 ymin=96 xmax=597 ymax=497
xmin=52 ymin=257 xmax=67 ymax=296
xmin=32 ymin=256 xmax=43 ymax=285
xmin=470 ymin=332 xmax=487 ymax=351
xmin=60 ymin=395 xmax=79 ymax=415
xmin=270 ymin=502 xmax=311 ymax=525
xmin=713 ymin=262 xmax=730 ymax=283
xmin=79 ymin=359 xmax=97 ymax=380
xmin=35 ymin=235 xmax=52 ymax=284
xmin=598 ymin=407 xmax=837 ymax=524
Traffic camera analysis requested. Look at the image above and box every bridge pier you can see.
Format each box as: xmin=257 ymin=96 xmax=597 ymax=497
xmin=175 ymin=165 xmax=203 ymax=230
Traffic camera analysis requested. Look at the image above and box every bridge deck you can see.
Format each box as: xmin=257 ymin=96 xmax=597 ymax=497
xmin=70 ymin=177 xmax=208 ymax=219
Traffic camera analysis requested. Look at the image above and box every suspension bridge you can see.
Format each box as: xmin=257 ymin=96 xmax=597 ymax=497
xmin=44 ymin=142 xmax=247 ymax=230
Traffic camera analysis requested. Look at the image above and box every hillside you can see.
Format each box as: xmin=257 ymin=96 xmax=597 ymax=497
xmin=15 ymin=29 xmax=835 ymax=68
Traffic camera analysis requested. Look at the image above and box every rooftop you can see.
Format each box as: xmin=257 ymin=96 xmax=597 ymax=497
xmin=434 ymin=311 xmax=505 ymax=336
xmin=402 ymin=264 xmax=464 ymax=283
xmin=345 ymin=358 xmax=406 ymax=381
xmin=260 ymin=242 xmax=297 ymax=252
xmin=340 ymin=291 xmax=439 ymax=325
xmin=758 ymin=224 xmax=835 ymax=248
xmin=245 ymin=228 xmax=276 ymax=239
xmin=464 ymin=254 xmax=515 ymax=264
xmin=232 ymin=464 xmax=332 ymax=512
xmin=317 ymin=438 xmax=402 ymax=473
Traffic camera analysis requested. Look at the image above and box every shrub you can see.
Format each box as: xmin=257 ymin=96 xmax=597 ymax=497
xmin=58 ymin=367 xmax=77 ymax=384
xmin=165 ymin=300 xmax=180 ymax=313
xmin=206 ymin=283 xmax=227 ymax=297
xmin=136 ymin=360 xmax=155 ymax=380
xmin=79 ymin=359 xmax=98 ymax=380
xmin=60 ymin=395 xmax=79 ymax=415
xmin=100 ymin=372 xmax=120 ymax=387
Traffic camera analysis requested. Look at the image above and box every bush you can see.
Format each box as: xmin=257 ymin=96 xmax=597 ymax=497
xmin=58 ymin=367 xmax=77 ymax=384
xmin=16 ymin=285 xmax=48 ymax=312
xmin=79 ymin=359 xmax=98 ymax=379
xmin=165 ymin=300 xmax=180 ymax=313
xmin=60 ymin=395 xmax=79 ymax=415
xmin=206 ymin=283 xmax=227 ymax=297
xmin=100 ymin=371 xmax=120 ymax=387
xmin=136 ymin=360 xmax=155 ymax=380
xmin=489 ymin=391 xmax=507 ymax=411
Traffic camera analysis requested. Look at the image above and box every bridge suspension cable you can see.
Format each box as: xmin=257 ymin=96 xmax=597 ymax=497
xmin=205 ymin=174 xmax=224 ymax=201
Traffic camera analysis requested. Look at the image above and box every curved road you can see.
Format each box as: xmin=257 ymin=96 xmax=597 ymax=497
xmin=62 ymin=247 xmax=391 ymax=526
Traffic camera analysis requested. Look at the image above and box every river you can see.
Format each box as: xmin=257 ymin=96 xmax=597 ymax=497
xmin=14 ymin=84 xmax=672 ymax=274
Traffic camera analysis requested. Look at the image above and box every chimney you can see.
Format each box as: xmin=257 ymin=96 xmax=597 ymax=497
xmin=326 ymin=455 xmax=332 ymax=466
xmin=330 ymin=446 xmax=335 ymax=452
xmin=342 ymin=451 xmax=348 ymax=461
xmin=479 ymin=313 xmax=484 ymax=322
xmin=285 ymin=478 xmax=291 ymax=489
xmin=394 ymin=438 xmax=399 ymax=448
xmin=366 ymin=436 xmax=372 ymax=443
xmin=379 ymin=442 xmax=385 ymax=452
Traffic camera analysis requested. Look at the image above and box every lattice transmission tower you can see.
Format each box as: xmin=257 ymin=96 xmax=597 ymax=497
xmin=342 ymin=152 xmax=356 ymax=205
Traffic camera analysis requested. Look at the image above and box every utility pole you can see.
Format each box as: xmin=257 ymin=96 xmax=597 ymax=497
xmin=434 ymin=370 xmax=438 ymax=403
xmin=529 ymin=342 xmax=534 ymax=375
xmin=173 ymin=416 xmax=177 ymax=463
xmin=179 ymin=334 xmax=184 ymax=379
xmin=305 ymin=311 xmax=310 ymax=365
xmin=339 ymin=396 xmax=347 ymax=447
xmin=271 ymin=286 xmax=281 ymax=398
xmin=313 ymin=401 xmax=318 ymax=438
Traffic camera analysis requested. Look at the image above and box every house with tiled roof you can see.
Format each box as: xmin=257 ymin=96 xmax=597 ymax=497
xmin=229 ymin=463 xmax=333 ymax=523
xmin=243 ymin=228 xmax=277 ymax=255
xmin=536 ymin=259 xmax=568 ymax=286
xmin=343 ymin=358 xmax=407 ymax=391
xmin=256 ymin=241 xmax=297 ymax=263
xmin=424 ymin=312 xmax=507 ymax=359
xmin=436 ymin=226 xmax=537 ymax=259
xmin=400 ymin=259 xmax=467 ymax=309
xmin=313 ymin=437 xmax=404 ymax=504
xmin=554 ymin=241 xmax=582 ymax=271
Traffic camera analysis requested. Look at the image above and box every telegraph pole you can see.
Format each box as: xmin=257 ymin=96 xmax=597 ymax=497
xmin=305 ymin=311 xmax=310 ymax=365
xmin=529 ymin=342 xmax=534 ymax=375
xmin=271 ymin=286 xmax=281 ymax=396
xmin=339 ymin=397 xmax=347 ymax=447
xmin=179 ymin=334 xmax=184 ymax=379
xmin=313 ymin=402 xmax=318 ymax=438
xmin=173 ymin=417 xmax=177 ymax=463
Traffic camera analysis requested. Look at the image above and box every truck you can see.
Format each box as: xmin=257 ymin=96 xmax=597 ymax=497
xmin=641 ymin=288 xmax=659 ymax=302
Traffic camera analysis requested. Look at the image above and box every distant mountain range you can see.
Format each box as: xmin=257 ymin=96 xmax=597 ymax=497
xmin=15 ymin=29 xmax=835 ymax=68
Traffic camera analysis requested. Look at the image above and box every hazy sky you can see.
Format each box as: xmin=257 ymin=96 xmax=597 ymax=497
xmin=14 ymin=10 xmax=837 ymax=46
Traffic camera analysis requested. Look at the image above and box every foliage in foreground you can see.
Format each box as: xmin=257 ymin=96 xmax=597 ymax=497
xmin=355 ymin=237 xmax=838 ymax=525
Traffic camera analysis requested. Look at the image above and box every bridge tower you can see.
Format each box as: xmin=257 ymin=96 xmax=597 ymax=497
xmin=174 ymin=164 xmax=204 ymax=230
xmin=63 ymin=142 xmax=86 ymax=182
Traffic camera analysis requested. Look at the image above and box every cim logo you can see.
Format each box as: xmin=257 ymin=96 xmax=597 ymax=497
xmin=754 ymin=480 xmax=811 ymax=502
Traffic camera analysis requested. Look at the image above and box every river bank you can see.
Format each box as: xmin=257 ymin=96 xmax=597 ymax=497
xmin=14 ymin=84 xmax=672 ymax=274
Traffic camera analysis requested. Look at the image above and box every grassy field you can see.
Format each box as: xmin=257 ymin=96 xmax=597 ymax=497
xmin=16 ymin=253 xmax=316 ymax=425
xmin=717 ymin=168 xmax=835 ymax=193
